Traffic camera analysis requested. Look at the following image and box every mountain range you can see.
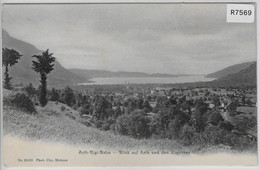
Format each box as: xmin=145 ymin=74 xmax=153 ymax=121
xmin=2 ymin=29 xmax=257 ymax=88
xmin=210 ymin=62 xmax=256 ymax=87
xmin=206 ymin=61 xmax=256 ymax=78
xmin=68 ymin=69 xmax=188 ymax=79
xmin=2 ymin=30 xmax=85 ymax=88
xmin=177 ymin=62 xmax=256 ymax=88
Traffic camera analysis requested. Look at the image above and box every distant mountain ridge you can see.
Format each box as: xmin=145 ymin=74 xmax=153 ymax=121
xmin=2 ymin=30 xmax=85 ymax=88
xmin=68 ymin=69 xmax=188 ymax=80
xmin=206 ymin=61 xmax=255 ymax=78
xmin=210 ymin=62 xmax=256 ymax=87
xmin=2 ymin=29 xmax=256 ymax=88
xmin=170 ymin=62 xmax=256 ymax=88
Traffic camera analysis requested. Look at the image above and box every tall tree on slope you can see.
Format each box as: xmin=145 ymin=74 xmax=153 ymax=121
xmin=32 ymin=49 xmax=55 ymax=107
xmin=2 ymin=48 xmax=22 ymax=89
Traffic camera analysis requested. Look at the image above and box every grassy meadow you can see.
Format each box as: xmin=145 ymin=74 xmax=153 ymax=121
xmin=3 ymin=103 xmax=190 ymax=152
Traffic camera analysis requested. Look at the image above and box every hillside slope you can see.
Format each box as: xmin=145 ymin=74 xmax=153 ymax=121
xmin=2 ymin=30 xmax=85 ymax=88
xmin=206 ymin=61 xmax=255 ymax=78
xmin=3 ymin=96 xmax=188 ymax=152
xmin=210 ymin=62 xmax=256 ymax=87
xmin=171 ymin=62 xmax=256 ymax=88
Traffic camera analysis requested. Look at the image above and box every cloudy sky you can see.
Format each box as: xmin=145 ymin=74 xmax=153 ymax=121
xmin=2 ymin=4 xmax=257 ymax=74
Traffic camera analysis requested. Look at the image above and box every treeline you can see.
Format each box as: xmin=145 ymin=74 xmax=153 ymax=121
xmin=21 ymin=84 xmax=257 ymax=151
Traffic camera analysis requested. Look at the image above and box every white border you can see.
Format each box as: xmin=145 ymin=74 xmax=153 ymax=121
xmin=0 ymin=0 xmax=259 ymax=170
xmin=0 ymin=0 xmax=259 ymax=3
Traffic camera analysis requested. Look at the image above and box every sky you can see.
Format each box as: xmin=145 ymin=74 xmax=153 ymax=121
xmin=2 ymin=3 xmax=257 ymax=74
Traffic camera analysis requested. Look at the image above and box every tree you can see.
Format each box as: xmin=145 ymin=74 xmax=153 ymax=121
xmin=137 ymin=98 xmax=144 ymax=109
xmin=2 ymin=48 xmax=22 ymax=89
xmin=49 ymin=88 xmax=60 ymax=101
xmin=168 ymin=117 xmax=182 ymax=139
xmin=79 ymin=102 xmax=93 ymax=117
xmin=246 ymin=98 xmax=252 ymax=107
xmin=92 ymin=95 xmax=113 ymax=120
xmin=116 ymin=110 xmax=151 ymax=138
xmin=142 ymin=100 xmax=152 ymax=113
xmin=32 ymin=49 xmax=55 ymax=106
xmin=25 ymin=83 xmax=36 ymax=98
xmin=208 ymin=109 xmax=224 ymax=126
xmin=74 ymin=93 xmax=89 ymax=108
xmin=62 ymin=86 xmax=75 ymax=106
xmin=114 ymin=105 xmax=123 ymax=118
xmin=241 ymin=95 xmax=246 ymax=106
xmin=194 ymin=99 xmax=208 ymax=132
xmin=212 ymin=95 xmax=220 ymax=106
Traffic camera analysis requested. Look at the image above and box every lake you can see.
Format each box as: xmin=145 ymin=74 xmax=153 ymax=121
xmin=78 ymin=76 xmax=216 ymax=85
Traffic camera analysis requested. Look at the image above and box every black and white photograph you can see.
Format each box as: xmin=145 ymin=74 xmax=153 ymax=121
xmin=1 ymin=1 xmax=258 ymax=167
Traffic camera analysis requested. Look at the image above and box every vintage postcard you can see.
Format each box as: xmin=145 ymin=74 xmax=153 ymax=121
xmin=1 ymin=0 xmax=259 ymax=168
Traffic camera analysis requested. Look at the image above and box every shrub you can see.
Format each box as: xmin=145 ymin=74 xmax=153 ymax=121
xmin=179 ymin=125 xmax=196 ymax=146
xmin=233 ymin=116 xmax=257 ymax=133
xmin=24 ymin=83 xmax=36 ymax=98
xmin=116 ymin=110 xmax=151 ymax=139
xmin=79 ymin=104 xmax=93 ymax=117
xmin=94 ymin=120 xmax=104 ymax=129
xmin=218 ymin=121 xmax=234 ymax=131
xmin=62 ymin=86 xmax=75 ymax=107
xmin=222 ymin=133 xmax=257 ymax=151
xmin=189 ymin=125 xmax=257 ymax=151
xmin=60 ymin=106 xmax=65 ymax=112
xmin=49 ymin=88 xmax=60 ymax=101
xmin=208 ymin=110 xmax=224 ymax=126
xmin=168 ymin=118 xmax=182 ymax=139
xmin=110 ymin=123 xmax=118 ymax=132
xmin=3 ymin=97 xmax=12 ymax=106
xmin=193 ymin=126 xmax=224 ymax=146
xmin=142 ymin=100 xmax=152 ymax=113
xmin=116 ymin=114 xmax=129 ymax=135
xmin=8 ymin=93 xmax=36 ymax=114
xmin=101 ymin=118 xmax=115 ymax=131
xmin=194 ymin=103 xmax=208 ymax=132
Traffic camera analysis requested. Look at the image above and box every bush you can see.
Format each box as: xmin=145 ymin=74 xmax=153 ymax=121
xmin=116 ymin=110 xmax=151 ymax=139
xmin=79 ymin=104 xmax=93 ymax=117
xmin=208 ymin=110 xmax=224 ymax=126
xmin=110 ymin=123 xmax=118 ymax=132
xmin=190 ymin=125 xmax=257 ymax=151
xmin=222 ymin=133 xmax=257 ymax=151
xmin=62 ymin=86 xmax=75 ymax=107
xmin=233 ymin=116 xmax=257 ymax=133
xmin=8 ymin=93 xmax=36 ymax=114
xmin=192 ymin=126 xmax=224 ymax=146
xmin=168 ymin=118 xmax=182 ymax=139
xmin=116 ymin=114 xmax=129 ymax=135
xmin=179 ymin=125 xmax=196 ymax=146
xmin=101 ymin=118 xmax=115 ymax=131
xmin=24 ymin=83 xmax=36 ymax=98
xmin=94 ymin=120 xmax=104 ymax=129
xmin=60 ymin=106 xmax=65 ymax=112
xmin=218 ymin=121 xmax=234 ymax=131
xmin=49 ymin=88 xmax=60 ymax=101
